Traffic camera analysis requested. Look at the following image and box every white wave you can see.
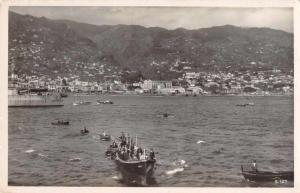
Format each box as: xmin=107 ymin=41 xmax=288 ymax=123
xmin=197 ymin=140 xmax=205 ymax=144
xmin=180 ymin=160 xmax=186 ymax=165
xmin=69 ymin=157 xmax=81 ymax=162
xmin=38 ymin=153 xmax=48 ymax=158
xmin=25 ymin=149 xmax=35 ymax=153
xmin=173 ymin=159 xmax=186 ymax=166
xmin=165 ymin=167 xmax=184 ymax=175
xmin=112 ymin=176 xmax=120 ymax=180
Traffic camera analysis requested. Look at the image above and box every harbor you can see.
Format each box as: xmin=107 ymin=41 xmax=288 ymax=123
xmin=6 ymin=5 xmax=294 ymax=189
xmin=8 ymin=94 xmax=293 ymax=187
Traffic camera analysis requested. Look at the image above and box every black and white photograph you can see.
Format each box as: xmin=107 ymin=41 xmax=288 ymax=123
xmin=2 ymin=0 xmax=298 ymax=190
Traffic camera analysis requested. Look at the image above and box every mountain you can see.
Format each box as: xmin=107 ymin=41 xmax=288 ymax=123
xmin=8 ymin=11 xmax=293 ymax=82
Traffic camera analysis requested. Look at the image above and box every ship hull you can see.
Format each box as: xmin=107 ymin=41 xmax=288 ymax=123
xmin=9 ymin=104 xmax=64 ymax=108
xmin=8 ymin=94 xmax=64 ymax=108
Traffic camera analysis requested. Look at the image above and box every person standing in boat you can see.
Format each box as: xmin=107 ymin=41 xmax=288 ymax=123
xmin=120 ymin=132 xmax=126 ymax=141
xmin=130 ymin=144 xmax=134 ymax=159
xmin=251 ymin=160 xmax=258 ymax=172
xmin=149 ymin=148 xmax=155 ymax=160
xmin=112 ymin=140 xmax=118 ymax=148
xmin=136 ymin=147 xmax=143 ymax=160
xmin=83 ymin=126 xmax=88 ymax=133
xmin=120 ymin=139 xmax=126 ymax=148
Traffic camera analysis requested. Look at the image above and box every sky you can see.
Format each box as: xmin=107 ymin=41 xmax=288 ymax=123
xmin=10 ymin=6 xmax=293 ymax=32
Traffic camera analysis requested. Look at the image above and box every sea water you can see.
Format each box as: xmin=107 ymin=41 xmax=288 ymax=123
xmin=8 ymin=95 xmax=293 ymax=187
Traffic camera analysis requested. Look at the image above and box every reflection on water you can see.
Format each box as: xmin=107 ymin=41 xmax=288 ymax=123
xmin=8 ymin=95 xmax=293 ymax=187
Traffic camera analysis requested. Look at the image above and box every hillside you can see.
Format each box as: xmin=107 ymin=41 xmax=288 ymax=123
xmin=8 ymin=11 xmax=294 ymax=82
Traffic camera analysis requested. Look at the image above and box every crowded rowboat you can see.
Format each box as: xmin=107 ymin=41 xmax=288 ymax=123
xmin=105 ymin=132 xmax=156 ymax=184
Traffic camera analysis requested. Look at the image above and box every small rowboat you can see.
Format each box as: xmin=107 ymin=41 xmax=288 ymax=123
xmin=236 ymin=103 xmax=255 ymax=107
xmin=241 ymin=165 xmax=294 ymax=182
xmin=51 ymin=120 xmax=69 ymax=125
xmin=80 ymin=129 xmax=89 ymax=135
xmin=97 ymin=100 xmax=113 ymax=104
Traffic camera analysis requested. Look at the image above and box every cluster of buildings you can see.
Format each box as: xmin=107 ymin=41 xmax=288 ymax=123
xmin=9 ymin=67 xmax=293 ymax=96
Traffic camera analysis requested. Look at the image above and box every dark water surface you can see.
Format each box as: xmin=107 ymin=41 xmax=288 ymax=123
xmin=8 ymin=95 xmax=294 ymax=187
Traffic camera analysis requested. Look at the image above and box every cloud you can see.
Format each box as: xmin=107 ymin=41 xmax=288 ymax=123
xmin=10 ymin=6 xmax=293 ymax=32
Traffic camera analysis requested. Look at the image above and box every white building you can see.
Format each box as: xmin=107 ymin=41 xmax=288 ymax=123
xmin=141 ymin=80 xmax=172 ymax=90
xmin=157 ymin=86 xmax=186 ymax=95
xmin=186 ymin=86 xmax=203 ymax=95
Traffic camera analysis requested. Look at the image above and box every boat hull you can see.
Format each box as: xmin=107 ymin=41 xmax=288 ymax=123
xmin=9 ymin=104 xmax=63 ymax=108
xmin=115 ymin=155 xmax=156 ymax=184
xmin=242 ymin=171 xmax=294 ymax=182
xmin=8 ymin=94 xmax=63 ymax=107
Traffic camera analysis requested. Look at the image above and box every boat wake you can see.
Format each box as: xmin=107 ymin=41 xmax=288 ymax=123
xmin=165 ymin=159 xmax=188 ymax=175
xmin=197 ymin=140 xmax=206 ymax=144
xmin=165 ymin=167 xmax=184 ymax=175
xmin=25 ymin=149 xmax=35 ymax=153
xmin=112 ymin=175 xmax=120 ymax=180
xmin=25 ymin=149 xmax=49 ymax=160
xmin=37 ymin=153 xmax=48 ymax=158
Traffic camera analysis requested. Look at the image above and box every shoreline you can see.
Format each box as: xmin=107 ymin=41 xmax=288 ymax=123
xmin=69 ymin=92 xmax=293 ymax=97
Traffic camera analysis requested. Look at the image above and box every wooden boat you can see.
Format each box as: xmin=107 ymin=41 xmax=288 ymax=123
xmin=97 ymin=100 xmax=113 ymax=104
xmin=236 ymin=104 xmax=248 ymax=107
xmin=241 ymin=165 xmax=294 ymax=182
xmin=163 ymin=113 xmax=169 ymax=118
xmin=51 ymin=120 xmax=69 ymax=125
xmin=60 ymin=93 xmax=68 ymax=97
xmin=9 ymin=91 xmax=64 ymax=108
xmin=236 ymin=102 xmax=254 ymax=107
xmin=80 ymin=129 xmax=89 ymax=135
xmin=106 ymin=133 xmax=156 ymax=184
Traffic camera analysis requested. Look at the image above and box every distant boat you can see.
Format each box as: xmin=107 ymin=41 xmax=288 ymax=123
xmin=163 ymin=113 xmax=170 ymax=118
xmin=80 ymin=129 xmax=89 ymax=135
xmin=60 ymin=93 xmax=68 ymax=97
xmin=51 ymin=120 xmax=69 ymax=125
xmin=236 ymin=102 xmax=255 ymax=107
xmin=73 ymin=101 xmax=91 ymax=106
xmin=97 ymin=100 xmax=113 ymax=104
xmin=8 ymin=75 xmax=64 ymax=107
xmin=236 ymin=104 xmax=248 ymax=107
xmin=241 ymin=165 xmax=293 ymax=182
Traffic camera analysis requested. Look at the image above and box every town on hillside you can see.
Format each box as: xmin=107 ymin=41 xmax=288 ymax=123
xmin=9 ymin=67 xmax=293 ymax=96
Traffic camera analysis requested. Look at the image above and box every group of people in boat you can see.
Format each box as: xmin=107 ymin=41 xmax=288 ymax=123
xmin=51 ymin=120 xmax=69 ymax=125
xmin=107 ymin=132 xmax=155 ymax=162
xmin=81 ymin=126 xmax=89 ymax=134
